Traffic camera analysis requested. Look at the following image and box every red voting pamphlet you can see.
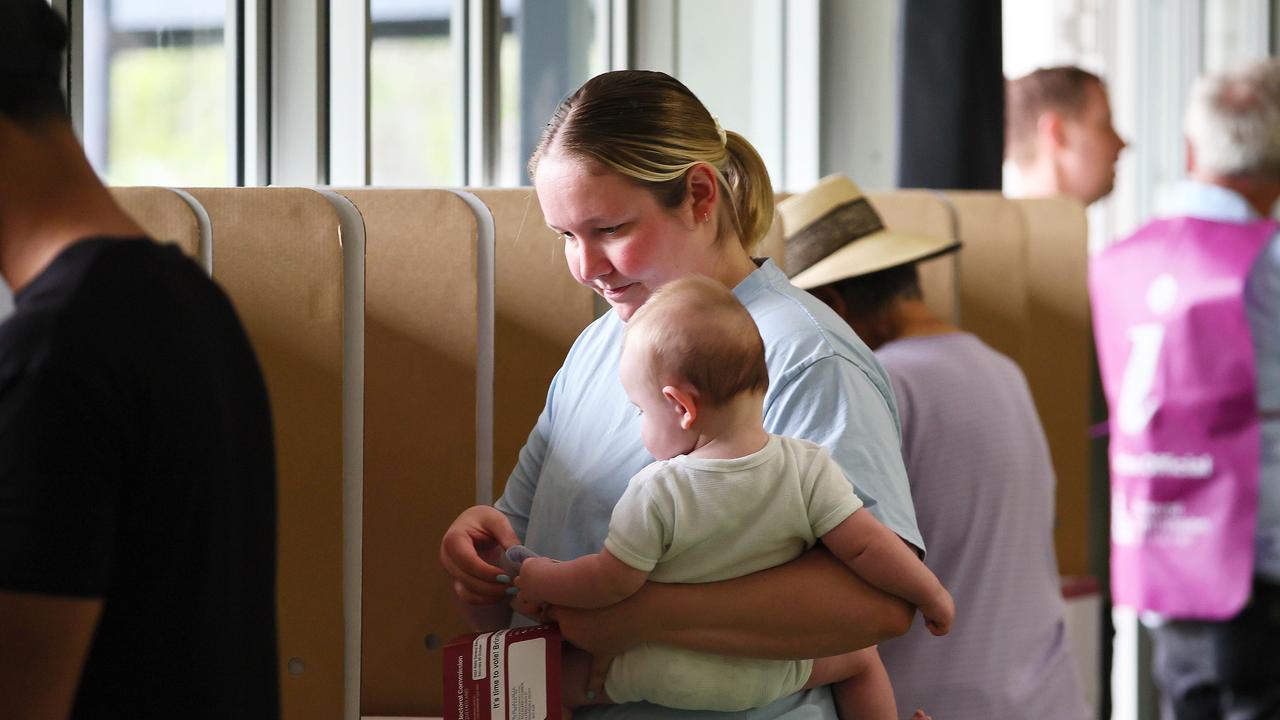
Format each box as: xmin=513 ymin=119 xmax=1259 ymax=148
xmin=443 ymin=625 xmax=563 ymax=720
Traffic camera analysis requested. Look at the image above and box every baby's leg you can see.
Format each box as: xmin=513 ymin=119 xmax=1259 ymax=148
xmin=804 ymin=646 xmax=896 ymax=720
xmin=561 ymin=645 xmax=613 ymax=713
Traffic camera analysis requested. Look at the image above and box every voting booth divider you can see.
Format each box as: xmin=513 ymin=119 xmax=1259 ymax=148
xmin=110 ymin=187 xmax=1092 ymax=718
xmin=110 ymin=187 xmax=207 ymax=265
xmin=1015 ymin=197 xmax=1093 ymax=582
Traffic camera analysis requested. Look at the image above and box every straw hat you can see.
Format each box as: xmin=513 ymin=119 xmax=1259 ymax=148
xmin=779 ymin=174 xmax=959 ymax=290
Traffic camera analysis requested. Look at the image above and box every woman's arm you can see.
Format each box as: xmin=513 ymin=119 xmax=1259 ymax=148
xmin=545 ymin=545 xmax=913 ymax=661
xmin=441 ymin=367 xmax=571 ymax=631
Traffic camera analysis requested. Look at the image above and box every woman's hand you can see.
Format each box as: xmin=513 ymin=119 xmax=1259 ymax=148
xmin=439 ymin=505 xmax=521 ymax=605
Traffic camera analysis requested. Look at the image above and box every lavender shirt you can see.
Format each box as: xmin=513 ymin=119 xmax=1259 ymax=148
xmin=874 ymin=333 xmax=1087 ymax=719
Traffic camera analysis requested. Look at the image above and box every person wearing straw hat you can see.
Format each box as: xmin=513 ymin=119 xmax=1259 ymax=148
xmin=781 ymin=175 xmax=1089 ymax=720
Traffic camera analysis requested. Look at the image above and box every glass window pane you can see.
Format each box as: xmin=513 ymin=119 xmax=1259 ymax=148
xmin=499 ymin=0 xmax=607 ymax=186
xmin=1202 ymin=0 xmax=1268 ymax=74
xmin=675 ymin=0 xmax=784 ymax=188
xmin=83 ymin=0 xmax=228 ymax=186
xmin=370 ymin=0 xmax=459 ymax=186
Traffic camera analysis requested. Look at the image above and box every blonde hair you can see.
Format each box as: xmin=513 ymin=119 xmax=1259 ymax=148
xmin=528 ymin=70 xmax=775 ymax=251
xmin=623 ymin=276 xmax=769 ymax=407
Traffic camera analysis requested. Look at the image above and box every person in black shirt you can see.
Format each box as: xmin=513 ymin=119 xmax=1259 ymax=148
xmin=0 ymin=1 xmax=279 ymax=717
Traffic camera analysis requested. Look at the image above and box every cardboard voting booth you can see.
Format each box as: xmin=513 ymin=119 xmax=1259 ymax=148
xmin=188 ymin=187 xmax=348 ymax=720
xmin=943 ymin=192 xmax=1030 ymax=367
xmin=867 ymin=191 xmax=960 ymax=325
xmin=110 ymin=186 xmax=207 ymax=266
xmin=1016 ymin=196 xmax=1092 ymax=577
xmin=467 ymin=189 xmax=596 ymax=500
xmin=337 ymin=188 xmax=487 ymax=715
xmin=941 ymin=193 xmax=1092 ymax=577
xmin=109 ymin=184 xmax=1096 ymax=717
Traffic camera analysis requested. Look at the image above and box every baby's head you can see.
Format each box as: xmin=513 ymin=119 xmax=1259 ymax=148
xmin=621 ymin=276 xmax=769 ymax=459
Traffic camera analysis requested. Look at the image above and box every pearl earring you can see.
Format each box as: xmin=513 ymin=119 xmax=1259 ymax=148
xmin=702 ymin=212 xmax=710 ymax=223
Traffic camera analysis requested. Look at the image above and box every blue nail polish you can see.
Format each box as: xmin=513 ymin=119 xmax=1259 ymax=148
xmin=495 ymin=574 xmax=511 ymax=584
xmin=505 ymin=586 xmax=519 ymax=595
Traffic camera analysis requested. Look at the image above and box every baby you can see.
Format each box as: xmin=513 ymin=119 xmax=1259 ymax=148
xmin=514 ymin=275 xmax=954 ymax=717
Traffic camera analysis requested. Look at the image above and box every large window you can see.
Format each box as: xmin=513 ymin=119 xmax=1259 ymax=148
xmin=370 ymin=0 xmax=460 ymax=186
xmin=498 ymin=0 xmax=607 ymax=186
xmin=66 ymin=0 xmax=817 ymax=191
xmin=675 ymin=0 xmax=785 ymax=187
xmin=82 ymin=0 xmax=229 ymax=186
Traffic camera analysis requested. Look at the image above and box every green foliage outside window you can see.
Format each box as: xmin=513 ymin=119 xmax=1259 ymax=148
xmin=107 ymin=43 xmax=225 ymax=186
xmin=370 ymin=35 xmax=456 ymax=186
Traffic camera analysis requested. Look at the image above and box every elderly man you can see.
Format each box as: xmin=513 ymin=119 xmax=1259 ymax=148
xmin=0 ymin=2 xmax=278 ymax=717
xmin=1090 ymin=58 xmax=1280 ymax=719
xmin=1006 ymin=66 xmax=1128 ymax=205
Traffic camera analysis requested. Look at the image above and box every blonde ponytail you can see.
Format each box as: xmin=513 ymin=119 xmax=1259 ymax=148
xmin=529 ymin=70 xmax=775 ymax=252
xmin=722 ymin=130 xmax=775 ymax=250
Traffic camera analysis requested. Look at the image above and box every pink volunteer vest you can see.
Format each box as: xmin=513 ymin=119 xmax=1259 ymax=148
xmin=1090 ymin=216 xmax=1276 ymax=619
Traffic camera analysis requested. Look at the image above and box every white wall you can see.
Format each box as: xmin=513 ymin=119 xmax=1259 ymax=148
xmin=818 ymin=0 xmax=901 ymax=190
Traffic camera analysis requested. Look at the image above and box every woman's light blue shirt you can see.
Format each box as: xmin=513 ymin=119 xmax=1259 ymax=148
xmin=495 ymin=259 xmax=921 ymax=719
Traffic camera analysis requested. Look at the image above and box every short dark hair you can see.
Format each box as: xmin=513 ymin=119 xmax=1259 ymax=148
xmin=1005 ymin=66 xmax=1104 ymax=164
xmin=830 ymin=263 xmax=923 ymax=328
xmin=0 ymin=0 xmax=70 ymax=123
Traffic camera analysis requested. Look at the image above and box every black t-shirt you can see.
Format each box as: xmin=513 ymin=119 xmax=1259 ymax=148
xmin=0 ymin=238 xmax=278 ymax=718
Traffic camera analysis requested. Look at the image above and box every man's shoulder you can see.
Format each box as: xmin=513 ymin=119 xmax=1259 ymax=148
xmin=19 ymin=238 xmax=202 ymax=316
xmin=81 ymin=237 xmax=211 ymax=301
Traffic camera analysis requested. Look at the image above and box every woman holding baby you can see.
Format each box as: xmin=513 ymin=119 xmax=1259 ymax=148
xmin=440 ymin=70 xmax=922 ymax=719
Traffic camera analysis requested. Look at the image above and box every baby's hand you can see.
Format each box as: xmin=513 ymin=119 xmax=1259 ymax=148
xmin=921 ymin=589 xmax=955 ymax=636
xmin=513 ymin=556 xmax=556 ymax=602
xmin=500 ymin=544 xmax=540 ymax=580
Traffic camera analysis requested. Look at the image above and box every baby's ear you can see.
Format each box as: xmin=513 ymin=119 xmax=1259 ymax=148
xmin=500 ymin=544 xmax=541 ymax=578
xmin=662 ymin=384 xmax=699 ymax=430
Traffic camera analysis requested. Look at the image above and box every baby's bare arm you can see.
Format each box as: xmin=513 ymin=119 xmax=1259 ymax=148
xmin=516 ymin=550 xmax=648 ymax=609
xmin=821 ymin=510 xmax=955 ymax=635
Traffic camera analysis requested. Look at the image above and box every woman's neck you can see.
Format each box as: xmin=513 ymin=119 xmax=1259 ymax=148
xmin=710 ymin=241 xmax=759 ymax=291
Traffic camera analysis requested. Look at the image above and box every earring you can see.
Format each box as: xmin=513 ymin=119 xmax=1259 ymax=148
xmin=702 ymin=212 xmax=710 ymax=223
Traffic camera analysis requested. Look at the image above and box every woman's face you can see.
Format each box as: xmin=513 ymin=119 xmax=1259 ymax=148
xmin=535 ymin=154 xmax=711 ymax=322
